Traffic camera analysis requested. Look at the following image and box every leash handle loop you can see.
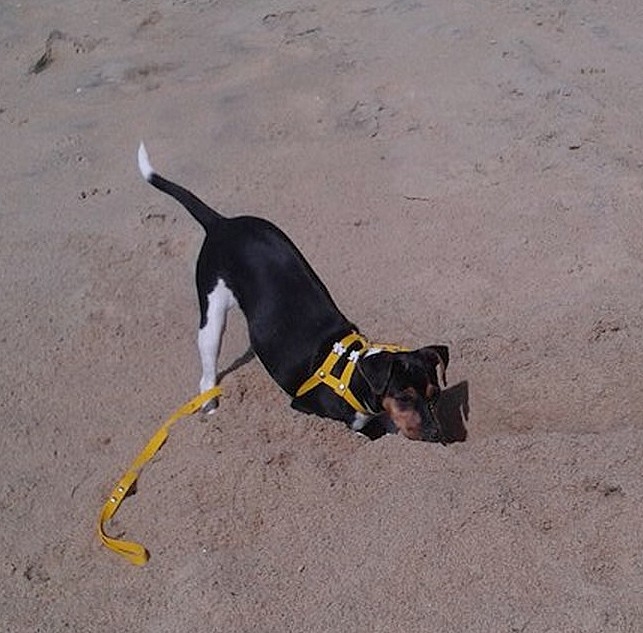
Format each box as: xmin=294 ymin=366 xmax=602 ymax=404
xmin=97 ymin=386 xmax=222 ymax=566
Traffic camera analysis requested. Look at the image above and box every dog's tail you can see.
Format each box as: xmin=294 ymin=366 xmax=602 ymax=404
xmin=137 ymin=142 xmax=222 ymax=229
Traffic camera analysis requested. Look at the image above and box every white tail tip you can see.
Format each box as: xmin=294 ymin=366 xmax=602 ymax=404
xmin=137 ymin=142 xmax=153 ymax=180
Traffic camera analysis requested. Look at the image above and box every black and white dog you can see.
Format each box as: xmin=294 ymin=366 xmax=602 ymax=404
xmin=138 ymin=143 xmax=449 ymax=441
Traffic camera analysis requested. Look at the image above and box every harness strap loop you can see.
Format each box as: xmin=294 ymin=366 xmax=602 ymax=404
xmin=98 ymin=386 xmax=222 ymax=566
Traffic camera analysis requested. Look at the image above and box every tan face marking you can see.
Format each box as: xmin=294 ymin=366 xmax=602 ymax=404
xmin=425 ymin=383 xmax=438 ymax=400
xmin=382 ymin=393 xmax=424 ymax=441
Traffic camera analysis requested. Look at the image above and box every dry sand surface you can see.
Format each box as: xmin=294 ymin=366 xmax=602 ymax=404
xmin=2 ymin=0 xmax=643 ymax=631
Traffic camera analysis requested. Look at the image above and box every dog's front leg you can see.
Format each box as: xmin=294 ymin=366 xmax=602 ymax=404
xmin=197 ymin=279 xmax=237 ymax=412
xmin=351 ymin=411 xmax=395 ymax=440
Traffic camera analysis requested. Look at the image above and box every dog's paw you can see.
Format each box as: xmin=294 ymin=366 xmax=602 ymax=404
xmin=201 ymin=397 xmax=219 ymax=415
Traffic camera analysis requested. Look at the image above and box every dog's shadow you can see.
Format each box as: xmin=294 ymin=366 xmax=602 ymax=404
xmin=437 ymin=381 xmax=470 ymax=443
xmin=217 ymin=346 xmax=256 ymax=382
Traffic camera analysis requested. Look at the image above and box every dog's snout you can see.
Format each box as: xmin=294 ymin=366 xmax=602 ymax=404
xmin=382 ymin=392 xmax=446 ymax=442
xmin=421 ymin=399 xmax=446 ymax=443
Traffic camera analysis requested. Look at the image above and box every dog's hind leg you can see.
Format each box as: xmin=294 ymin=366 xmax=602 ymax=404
xmin=197 ymin=279 xmax=237 ymax=412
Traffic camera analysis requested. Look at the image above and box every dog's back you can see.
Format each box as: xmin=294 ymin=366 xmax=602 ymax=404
xmin=137 ymin=142 xmax=353 ymax=395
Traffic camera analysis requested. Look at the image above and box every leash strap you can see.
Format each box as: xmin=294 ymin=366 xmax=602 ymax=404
xmin=97 ymin=386 xmax=222 ymax=566
xmin=296 ymin=332 xmax=408 ymax=414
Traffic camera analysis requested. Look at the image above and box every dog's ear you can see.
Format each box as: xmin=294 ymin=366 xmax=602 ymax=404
xmin=418 ymin=345 xmax=449 ymax=388
xmin=356 ymin=352 xmax=396 ymax=395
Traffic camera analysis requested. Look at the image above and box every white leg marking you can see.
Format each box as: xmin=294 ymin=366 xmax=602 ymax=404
xmin=198 ymin=280 xmax=237 ymax=400
xmin=351 ymin=412 xmax=370 ymax=431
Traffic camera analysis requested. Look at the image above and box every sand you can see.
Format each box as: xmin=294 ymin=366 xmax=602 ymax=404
xmin=2 ymin=0 xmax=643 ymax=631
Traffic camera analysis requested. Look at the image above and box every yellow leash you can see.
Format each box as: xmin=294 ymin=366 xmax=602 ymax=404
xmin=97 ymin=386 xmax=222 ymax=566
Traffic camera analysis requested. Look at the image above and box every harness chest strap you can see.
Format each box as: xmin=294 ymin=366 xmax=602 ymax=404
xmin=295 ymin=332 xmax=408 ymax=414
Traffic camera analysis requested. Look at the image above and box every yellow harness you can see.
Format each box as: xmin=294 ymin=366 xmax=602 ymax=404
xmin=295 ymin=331 xmax=408 ymax=414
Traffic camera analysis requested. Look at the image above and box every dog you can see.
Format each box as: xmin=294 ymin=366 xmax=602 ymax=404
xmin=137 ymin=143 xmax=449 ymax=442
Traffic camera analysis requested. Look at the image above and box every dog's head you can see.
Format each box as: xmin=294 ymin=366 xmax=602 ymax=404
xmin=357 ymin=345 xmax=449 ymax=442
